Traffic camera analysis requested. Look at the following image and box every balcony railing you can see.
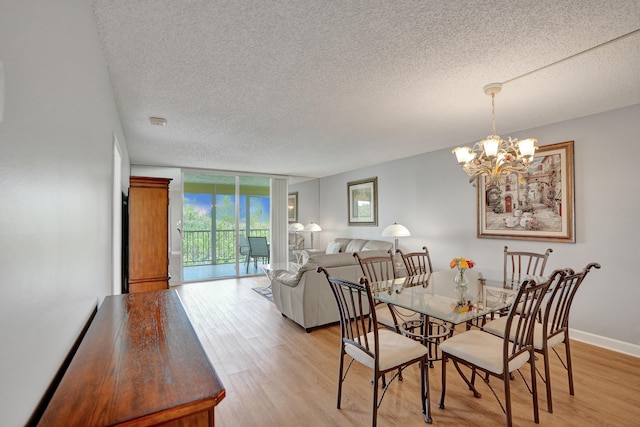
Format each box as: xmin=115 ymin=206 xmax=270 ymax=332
xmin=183 ymin=229 xmax=269 ymax=266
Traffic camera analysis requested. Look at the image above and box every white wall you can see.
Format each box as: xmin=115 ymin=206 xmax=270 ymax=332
xmin=0 ymin=1 xmax=130 ymax=425
xmin=292 ymin=104 xmax=640 ymax=355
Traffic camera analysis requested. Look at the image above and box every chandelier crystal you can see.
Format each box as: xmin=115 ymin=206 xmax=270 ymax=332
xmin=453 ymin=83 xmax=537 ymax=186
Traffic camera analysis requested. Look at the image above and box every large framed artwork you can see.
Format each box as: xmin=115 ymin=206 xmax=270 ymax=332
xmin=477 ymin=140 xmax=575 ymax=242
xmin=348 ymin=177 xmax=378 ymax=226
xmin=288 ymin=192 xmax=298 ymax=223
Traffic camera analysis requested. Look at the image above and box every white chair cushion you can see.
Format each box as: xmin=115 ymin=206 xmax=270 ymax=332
xmin=374 ymin=304 xmax=422 ymax=329
xmin=439 ymin=330 xmax=531 ymax=375
xmin=483 ymin=317 xmax=566 ymax=350
xmin=345 ymin=329 xmax=428 ymax=372
xmin=482 ymin=316 xmax=509 ymax=338
xmin=375 ymin=304 xmax=396 ymax=329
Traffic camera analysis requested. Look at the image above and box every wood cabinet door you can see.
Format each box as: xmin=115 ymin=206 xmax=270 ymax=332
xmin=128 ymin=176 xmax=171 ymax=292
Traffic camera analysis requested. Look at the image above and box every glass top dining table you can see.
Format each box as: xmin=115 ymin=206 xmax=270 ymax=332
xmin=369 ymin=270 xmax=519 ymax=326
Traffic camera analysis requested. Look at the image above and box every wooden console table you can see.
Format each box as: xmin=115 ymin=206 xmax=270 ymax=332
xmin=38 ymin=290 xmax=225 ymax=426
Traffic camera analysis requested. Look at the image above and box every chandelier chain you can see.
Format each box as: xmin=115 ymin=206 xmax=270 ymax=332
xmin=491 ymin=93 xmax=497 ymax=136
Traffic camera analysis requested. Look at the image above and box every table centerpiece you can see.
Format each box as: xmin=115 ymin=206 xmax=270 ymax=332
xmin=450 ymin=257 xmax=475 ymax=307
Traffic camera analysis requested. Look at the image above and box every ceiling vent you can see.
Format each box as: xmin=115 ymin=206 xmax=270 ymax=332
xmin=149 ymin=117 xmax=167 ymax=126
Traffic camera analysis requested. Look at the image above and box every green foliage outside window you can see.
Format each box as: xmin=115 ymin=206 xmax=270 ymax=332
xmin=183 ymin=194 xmax=270 ymax=266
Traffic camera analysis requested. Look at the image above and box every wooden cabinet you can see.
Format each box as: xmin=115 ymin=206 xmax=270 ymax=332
xmin=128 ymin=176 xmax=172 ymax=293
xmin=38 ymin=290 xmax=226 ymax=426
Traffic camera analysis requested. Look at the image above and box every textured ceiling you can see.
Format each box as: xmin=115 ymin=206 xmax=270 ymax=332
xmin=91 ymin=0 xmax=640 ymax=179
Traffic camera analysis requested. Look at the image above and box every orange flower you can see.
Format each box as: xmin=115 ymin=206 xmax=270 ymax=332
xmin=450 ymin=257 xmax=475 ymax=269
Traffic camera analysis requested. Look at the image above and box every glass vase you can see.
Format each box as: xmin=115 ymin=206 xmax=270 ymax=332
xmin=454 ymin=268 xmax=469 ymax=305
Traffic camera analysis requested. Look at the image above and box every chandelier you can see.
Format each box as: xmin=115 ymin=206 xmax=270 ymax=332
xmin=452 ymin=83 xmax=537 ymax=186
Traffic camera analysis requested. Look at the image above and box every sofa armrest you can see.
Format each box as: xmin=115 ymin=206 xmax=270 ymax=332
xmin=273 ymin=270 xmax=300 ymax=287
xmin=300 ymin=249 xmax=324 ymax=264
xmin=305 ymin=249 xmax=325 ymax=255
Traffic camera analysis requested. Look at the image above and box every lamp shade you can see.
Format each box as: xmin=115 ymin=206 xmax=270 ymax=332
xmin=288 ymin=222 xmax=304 ymax=232
xmin=453 ymin=146 xmax=473 ymax=163
xmin=381 ymin=222 xmax=410 ymax=237
xmin=304 ymin=222 xmax=322 ymax=232
xmin=517 ymin=138 xmax=537 ymax=157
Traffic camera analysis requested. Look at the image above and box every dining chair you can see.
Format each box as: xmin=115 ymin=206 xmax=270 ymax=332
xmin=483 ymin=262 xmax=601 ymax=413
xmin=438 ymin=275 xmax=554 ymax=427
xmin=504 ymin=245 xmax=553 ymax=289
xmin=246 ymin=236 xmax=270 ymax=273
xmin=317 ymin=267 xmax=431 ymax=426
xmin=474 ymin=245 xmax=553 ymax=327
xmin=397 ymin=246 xmax=450 ymax=364
xmin=353 ymin=251 xmax=404 ymax=332
xmin=354 ymin=251 xmax=413 ymax=380
xmin=397 ymin=246 xmax=433 ymax=275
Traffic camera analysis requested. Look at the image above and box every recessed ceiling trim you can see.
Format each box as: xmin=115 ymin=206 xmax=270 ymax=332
xmin=504 ymin=29 xmax=640 ymax=86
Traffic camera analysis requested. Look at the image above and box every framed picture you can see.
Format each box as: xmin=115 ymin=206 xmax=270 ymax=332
xmin=288 ymin=192 xmax=298 ymax=223
xmin=348 ymin=177 xmax=378 ymax=226
xmin=477 ymin=140 xmax=575 ymax=242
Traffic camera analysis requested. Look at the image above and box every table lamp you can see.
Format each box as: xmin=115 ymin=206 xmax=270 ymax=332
xmin=288 ymin=222 xmax=304 ymax=233
xmin=381 ymin=222 xmax=410 ymax=262
xmin=303 ymin=222 xmax=322 ymax=249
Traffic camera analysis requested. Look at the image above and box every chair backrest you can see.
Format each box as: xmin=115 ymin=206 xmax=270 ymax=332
xmin=239 ymin=235 xmax=250 ymax=255
xmin=398 ymin=246 xmax=433 ymax=275
xmin=353 ymin=250 xmax=397 ymax=284
xmin=248 ymin=236 xmax=269 ymax=256
xmin=318 ymin=267 xmax=378 ymax=358
xmin=502 ymin=276 xmax=554 ymax=364
xmin=503 ymin=245 xmax=553 ymax=289
xmin=542 ymin=262 xmax=601 ymax=343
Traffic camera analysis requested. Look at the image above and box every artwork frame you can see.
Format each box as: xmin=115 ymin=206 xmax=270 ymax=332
xmin=477 ymin=140 xmax=575 ymax=242
xmin=347 ymin=177 xmax=378 ymax=226
xmin=288 ymin=192 xmax=298 ymax=223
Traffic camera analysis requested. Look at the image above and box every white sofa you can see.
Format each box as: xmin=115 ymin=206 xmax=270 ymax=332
xmin=271 ymin=238 xmax=393 ymax=332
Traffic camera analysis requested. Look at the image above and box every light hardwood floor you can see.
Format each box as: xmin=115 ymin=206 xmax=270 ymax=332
xmin=176 ymin=276 xmax=640 ymax=427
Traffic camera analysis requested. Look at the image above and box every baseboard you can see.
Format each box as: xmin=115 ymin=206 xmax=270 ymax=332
xmin=169 ymin=251 xmax=182 ymax=285
xmin=570 ymin=328 xmax=640 ymax=358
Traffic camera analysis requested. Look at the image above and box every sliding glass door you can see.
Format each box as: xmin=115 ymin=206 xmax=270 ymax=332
xmin=182 ymin=172 xmax=271 ymax=281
